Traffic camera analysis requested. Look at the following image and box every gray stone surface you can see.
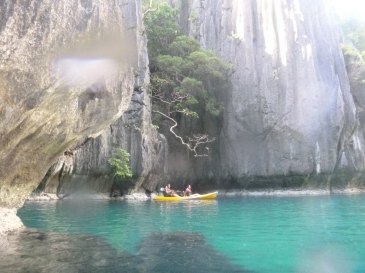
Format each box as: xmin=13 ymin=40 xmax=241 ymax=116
xmin=36 ymin=86 xmax=169 ymax=196
xmin=164 ymin=0 xmax=365 ymax=189
xmin=34 ymin=0 xmax=365 ymax=197
xmin=0 ymin=0 xmax=144 ymax=209
xmin=33 ymin=0 xmax=169 ymax=197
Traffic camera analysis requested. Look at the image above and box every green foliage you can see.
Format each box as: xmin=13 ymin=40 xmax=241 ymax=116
xmin=341 ymin=44 xmax=359 ymax=58
xmin=186 ymin=50 xmax=232 ymax=82
xmin=168 ymin=36 xmax=201 ymax=58
xmin=206 ymin=97 xmax=224 ymax=117
xmin=108 ymin=148 xmax=132 ymax=181
xmin=144 ymin=4 xmax=233 ymax=121
xmin=228 ymin=32 xmax=243 ymax=42
xmin=339 ymin=17 xmax=365 ymax=62
xmin=188 ymin=11 xmax=197 ymax=22
xmin=340 ymin=18 xmax=365 ymax=52
xmin=175 ymin=77 xmax=204 ymax=104
xmin=339 ymin=18 xmax=365 ymax=86
xmin=156 ymin=55 xmax=185 ymax=78
xmin=144 ymin=4 xmax=181 ymax=68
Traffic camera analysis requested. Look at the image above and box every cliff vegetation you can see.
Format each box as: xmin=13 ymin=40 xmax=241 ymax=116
xmin=144 ymin=3 xmax=233 ymax=157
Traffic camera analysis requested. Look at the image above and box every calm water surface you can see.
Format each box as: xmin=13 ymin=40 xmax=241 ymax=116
xmin=15 ymin=195 xmax=365 ymax=272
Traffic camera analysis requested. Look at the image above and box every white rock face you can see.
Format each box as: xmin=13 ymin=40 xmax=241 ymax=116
xmin=173 ymin=0 xmax=364 ymax=185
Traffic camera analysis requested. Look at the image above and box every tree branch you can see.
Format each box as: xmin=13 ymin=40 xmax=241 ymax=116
xmin=142 ymin=0 xmax=159 ymax=19
xmin=152 ymin=110 xmax=215 ymax=157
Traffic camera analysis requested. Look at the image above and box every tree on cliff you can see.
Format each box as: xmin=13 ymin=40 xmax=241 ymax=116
xmin=144 ymin=3 xmax=233 ymax=157
xmin=340 ymin=17 xmax=365 ymax=53
xmin=339 ymin=17 xmax=365 ymax=84
xmin=340 ymin=17 xmax=365 ymax=61
xmin=108 ymin=148 xmax=132 ymax=181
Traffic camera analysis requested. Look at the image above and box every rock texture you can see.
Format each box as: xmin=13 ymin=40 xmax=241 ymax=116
xmin=0 ymin=207 xmax=23 ymax=247
xmin=35 ymin=0 xmax=365 ymax=195
xmin=34 ymin=2 xmax=168 ymax=196
xmin=36 ymin=86 xmax=168 ymax=197
xmin=0 ymin=0 xmax=143 ymax=209
xmin=164 ymin=0 xmax=365 ymax=190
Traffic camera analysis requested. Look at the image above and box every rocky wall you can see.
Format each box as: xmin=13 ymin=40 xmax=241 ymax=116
xmin=166 ymin=0 xmax=365 ymax=190
xmin=0 ymin=0 xmax=144 ymax=210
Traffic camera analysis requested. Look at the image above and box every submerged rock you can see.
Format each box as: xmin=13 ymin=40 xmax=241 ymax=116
xmin=0 ymin=230 xmax=253 ymax=273
xmin=1 ymin=230 xmax=138 ymax=273
xmin=135 ymin=231 xmax=253 ymax=273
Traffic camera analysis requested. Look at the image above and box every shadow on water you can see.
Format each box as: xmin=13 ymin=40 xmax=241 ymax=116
xmin=1 ymin=229 xmax=254 ymax=273
xmin=134 ymin=231 xmax=253 ymax=273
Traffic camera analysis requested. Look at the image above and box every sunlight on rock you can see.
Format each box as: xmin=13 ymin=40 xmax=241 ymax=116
xmin=301 ymin=43 xmax=312 ymax=61
xmin=233 ymin=1 xmax=245 ymax=41
xmin=274 ymin=0 xmax=287 ymax=65
xmin=261 ymin=1 xmax=287 ymax=65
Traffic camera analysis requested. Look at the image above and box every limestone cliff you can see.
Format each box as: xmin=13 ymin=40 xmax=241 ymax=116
xmin=2 ymin=0 xmax=365 ymax=218
xmin=38 ymin=0 xmax=365 ymax=194
xmin=0 ymin=0 xmax=144 ymax=209
xmin=33 ymin=1 xmax=168 ymax=197
xmin=36 ymin=86 xmax=168 ymax=197
xmin=162 ymin=0 xmax=365 ymax=190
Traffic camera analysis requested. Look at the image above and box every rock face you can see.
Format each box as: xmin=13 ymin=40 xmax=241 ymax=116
xmin=0 ymin=0 xmax=144 ymax=209
xmin=34 ymin=2 xmax=168 ymax=196
xmin=2 ymin=0 xmax=365 ymax=216
xmin=164 ymin=0 xmax=365 ymax=190
xmin=33 ymin=0 xmax=365 ymax=195
xmin=36 ymin=86 xmax=168 ymax=197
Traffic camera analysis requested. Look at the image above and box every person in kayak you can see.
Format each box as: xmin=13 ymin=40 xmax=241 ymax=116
xmin=184 ymin=185 xmax=200 ymax=197
xmin=165 ymin=184 xmax=179 ymax=197
xmin=184 ymin=185 xmax=192 ymax=196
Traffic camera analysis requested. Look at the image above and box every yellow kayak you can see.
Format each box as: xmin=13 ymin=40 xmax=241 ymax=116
xmin=153 ymin=191 xmax=218 ymax=201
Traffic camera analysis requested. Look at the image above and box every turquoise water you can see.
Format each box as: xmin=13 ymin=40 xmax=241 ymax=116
xmin=16 ymin=195 xmax=365 ymax=272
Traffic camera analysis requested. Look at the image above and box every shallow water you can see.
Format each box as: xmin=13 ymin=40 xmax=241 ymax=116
xmin=5 ymin=195 xmax=365 ymax=272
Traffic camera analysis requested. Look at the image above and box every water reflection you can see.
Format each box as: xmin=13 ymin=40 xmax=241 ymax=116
xmin=157 ymin=200 xmax=218 ymax=232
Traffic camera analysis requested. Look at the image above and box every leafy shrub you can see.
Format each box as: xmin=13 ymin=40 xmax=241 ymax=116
xmin=108 ymin=148 xmax=132 ymax=181
xmin=145 ymin=4 xmax=233 ymax=119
